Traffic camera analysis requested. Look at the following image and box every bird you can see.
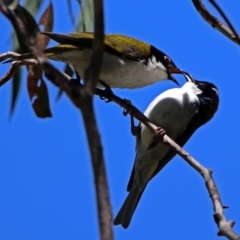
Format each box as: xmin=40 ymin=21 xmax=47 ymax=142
xmin=113 ymin=78 xmax=219 ymax=228
xmin=5 ymin=32 xmax=181 ymax=88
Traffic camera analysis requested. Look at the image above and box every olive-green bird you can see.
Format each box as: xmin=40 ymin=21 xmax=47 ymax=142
xmin=6 ymin=32 xmax=182 ymax=88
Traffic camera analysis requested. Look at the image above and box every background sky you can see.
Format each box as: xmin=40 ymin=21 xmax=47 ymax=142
xmin=0 ymin=0 xmax=240 ymax=239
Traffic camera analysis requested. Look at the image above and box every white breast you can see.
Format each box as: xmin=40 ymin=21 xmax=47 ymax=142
xmin=134 ymin=83 xmax=200 ymax=187
xmin=49 ymin=50 xmax=169 ymax=89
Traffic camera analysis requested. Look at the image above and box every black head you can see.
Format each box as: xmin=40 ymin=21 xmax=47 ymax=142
xmin=150 ymin=46 xmax=181 ymax=85
xmin=194 ymin=80 xmax=219 ymax=125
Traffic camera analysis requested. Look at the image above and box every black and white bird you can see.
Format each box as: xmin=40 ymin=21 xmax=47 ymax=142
xmin=113 ymin=78 xmax=219 ymax=228
xmin=5 ymin=32 xmax=181 ymax=88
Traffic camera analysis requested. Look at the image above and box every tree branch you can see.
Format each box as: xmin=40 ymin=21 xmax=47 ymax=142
xmin=0 ymin=0 xmax=239 ymax=238
xmin=80 ymin=0 xmax=114 ymax=239
xmin=0 ymin=1 xmax=114 ymax=240
xmin=95 ymin=89 xmax=240 ymax=240
xmin=192 ymin=0 xmax=240 ymax=45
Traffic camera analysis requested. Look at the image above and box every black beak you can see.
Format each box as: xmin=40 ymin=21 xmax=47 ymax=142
xmin=181 ymin=71 xmax=195 ymax=83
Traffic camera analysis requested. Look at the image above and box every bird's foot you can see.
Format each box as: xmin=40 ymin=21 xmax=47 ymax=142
xmin=122 ymin=99 xmax=135 ymax=116
xmin=98 ymin=80 xmax=113 ymax=103
xmin=155 ymin=127 xmax=166 ymax=137
xmin=69 ymin=71 xmax=81 ymax=85
xmin=118 ymin=99 xmax=141 ymax=136
xmin=152 ymin=127 xmax=166 ymax=143
xmin=149 ymin=127 xmax=166 ymax=148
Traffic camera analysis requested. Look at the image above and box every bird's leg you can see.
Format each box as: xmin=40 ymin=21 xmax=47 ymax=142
xmin=121 ymin=99 xmax=141 ymax=136
xmin=122 ymin=99 xmax=133 ymax=116
xmin=130 ymin=114 xmax=141 ymax=136
xmin=97 ymin=80 xmax=114 ymax=103
xmin=69 ymin=71 xmax=81 ymax=85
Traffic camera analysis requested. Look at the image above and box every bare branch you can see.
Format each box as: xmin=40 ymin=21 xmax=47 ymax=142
xmin=1 ymin=0 xmax=239 ymax=238
xmin=94 ymin=88 xmax=240 ymax=240
xmin=208 ymin=0 xmax=240 ymax=44
xmin=0 ymin=53 xmax=39 ymax=86
xmin=80 ymin=0 xmax=114 ymax=239
xmin=192 ymin=0 xmax=240 ymax=45
xmin=0 ymin=1 xmax=114 ymax=240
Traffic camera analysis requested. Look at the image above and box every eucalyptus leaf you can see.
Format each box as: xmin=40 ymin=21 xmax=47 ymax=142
xmin=14 ymin=5 xmax=40 ymax=52
xmin=24 ymin=0 xmax=42 ymax=16
xmin=38 ymin=2 xmax=54 ymax=49
xmin=27 ymin=69 xmax=52 ymax=118
xmin=76 ymin=0 xmax=94 ymax=32
xmin=10 ymin=67 xmax=22 ymax=116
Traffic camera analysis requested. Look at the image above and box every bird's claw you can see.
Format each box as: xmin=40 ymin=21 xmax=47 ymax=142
xmin=98 ymin=80 xmax=113 ymax=103
xmin=69 ymin=71 xmax=81 ymax=85
xmin=152 ymin=127 xmax=166 ymax=144
xmin=122 ymin=99 xmax=133 ymax=116
xmin=155 ymin=127 xmax=166 ymax=137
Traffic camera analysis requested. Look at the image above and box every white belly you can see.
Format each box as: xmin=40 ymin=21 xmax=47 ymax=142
xmin=134 ymin=87 xmax=199 ymax=188
xmin=49 ymin=49 xmax=169 ymax=89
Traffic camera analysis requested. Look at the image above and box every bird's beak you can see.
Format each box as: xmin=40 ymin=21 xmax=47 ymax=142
xmin=168 ymin=66 xmax=181 ymax=86
xmin=181 ymin=71 xmax=195 ymax=82
xmin=168 ymin=66 xmax=182 ymax=74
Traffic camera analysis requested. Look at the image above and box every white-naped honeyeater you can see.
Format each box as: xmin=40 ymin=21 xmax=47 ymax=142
xmin=113 ymin=76 xmax=219 ymax=228
xmin=5 ymin=32 xmax=182 ymax=88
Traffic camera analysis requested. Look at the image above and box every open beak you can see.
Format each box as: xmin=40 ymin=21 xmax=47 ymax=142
xmin=181 ymin=71 xmax=195 ymax=83
xmin=168 ymin=66 xmax=182 ymax=86
xmin=168 ymin=67 xmax=182 ymax=74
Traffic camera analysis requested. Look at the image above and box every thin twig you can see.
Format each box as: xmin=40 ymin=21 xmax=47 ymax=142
xmin=192 ymin=0 xmax=240 ymax=45
xmin=208 ymin=0 xmax=240 ymax=44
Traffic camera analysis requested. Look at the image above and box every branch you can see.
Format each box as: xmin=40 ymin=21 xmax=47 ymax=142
xmin=80 ymin=0 xmax=114 ymax=239
xmin=94 ymin=88 xmax=240 ymax=240
xmin=0 ymin=1 xmax=114 ymax=240
xmin=192 ymin=0 xmax=240 ymax=45
xmin=0 ymin=53 xmax=40 ymax=86
xmin=1 ymin=1 xmax=239 ymax=238
xmin=1 ymin=51 xmax=240 ymax=239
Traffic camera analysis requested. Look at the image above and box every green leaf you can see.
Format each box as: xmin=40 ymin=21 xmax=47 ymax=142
xmin=76 ymin=0 xmax=94 ymax=32
xmin=24 ymin=0 xmax=43 ymax=16
xmin=10 ymin=67 xmax=22 ymax=116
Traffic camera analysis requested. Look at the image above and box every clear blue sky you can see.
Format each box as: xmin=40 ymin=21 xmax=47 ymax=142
xmin=0 ymin=1 xmax=240 ymax=239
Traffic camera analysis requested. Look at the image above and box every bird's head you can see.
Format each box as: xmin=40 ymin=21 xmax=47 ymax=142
xmin=190 ymin=80 xmax=219 ymax=125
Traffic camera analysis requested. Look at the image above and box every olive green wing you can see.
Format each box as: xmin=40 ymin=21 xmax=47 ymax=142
xmin=41 ymin=32 xmax=151 ymax=61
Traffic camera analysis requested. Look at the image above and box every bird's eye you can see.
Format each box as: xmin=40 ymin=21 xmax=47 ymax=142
xmin=164 ymin=55 xmax=171 ymax=63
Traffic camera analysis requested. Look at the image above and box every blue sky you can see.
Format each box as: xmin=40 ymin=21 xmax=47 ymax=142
xmin=0 ymin=0 xmax=240 ymax=239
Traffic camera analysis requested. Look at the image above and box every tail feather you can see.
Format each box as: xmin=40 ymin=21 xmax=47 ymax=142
xmin=113 ymin=187 xmax=143 ymax=228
